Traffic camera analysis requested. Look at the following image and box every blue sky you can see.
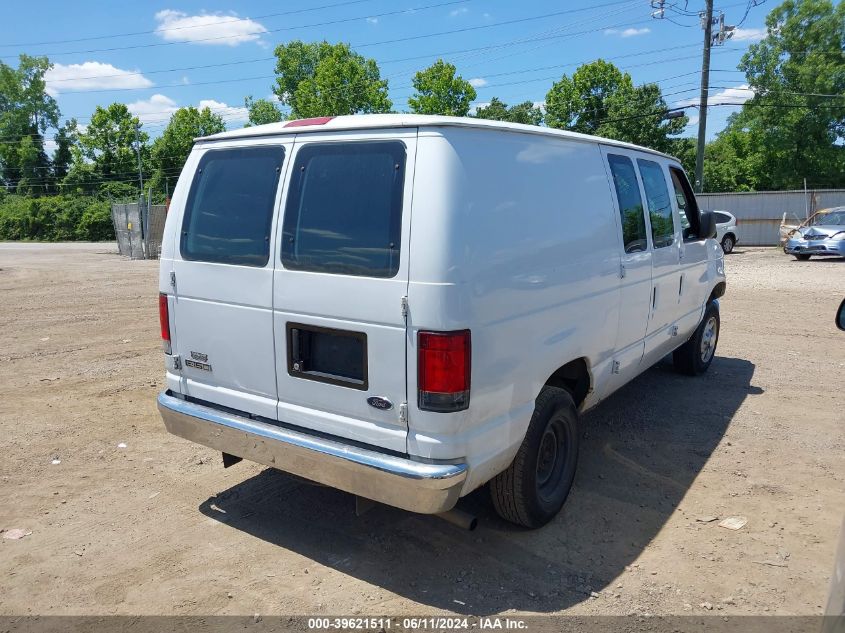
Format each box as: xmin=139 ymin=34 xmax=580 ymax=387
xmin=2 ymin=0 xmax=772 ymax=147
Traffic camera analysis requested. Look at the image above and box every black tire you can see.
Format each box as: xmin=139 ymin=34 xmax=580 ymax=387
xmin=794 ymin=254 xmax=811 ymax=261
xmin=673 ymin=301 xmax=720 ymax=376
xmin=721 ymin=235 xmax=735 ymax=254
xmin=489 ymin=386 xmax=579 ymax=528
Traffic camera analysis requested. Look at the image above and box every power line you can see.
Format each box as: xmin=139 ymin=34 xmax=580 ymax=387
xmin=1 ymin=0 xmax=379 ymax=48
xmin=0 ymin=0 xmax=470 ymax=59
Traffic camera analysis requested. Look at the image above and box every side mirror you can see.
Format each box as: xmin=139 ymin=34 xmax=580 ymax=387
xmin=837 ymin=298 xmax=845 ymax=331
xmin=698 ymin=211 xmax=718 ymax=240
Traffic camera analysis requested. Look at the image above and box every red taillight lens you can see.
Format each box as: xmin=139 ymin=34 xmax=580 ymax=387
xmin=159 ymin=293 xmax=171 ymax=354
xmin=418 ymin=330 xmax=471 ymax=412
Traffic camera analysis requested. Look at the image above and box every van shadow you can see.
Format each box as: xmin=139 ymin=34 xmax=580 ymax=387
xmin=199 ymin=355 xmax=756 ymax=615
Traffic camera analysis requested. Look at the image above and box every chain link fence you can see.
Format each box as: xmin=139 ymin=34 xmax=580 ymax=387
xmin=111 ymin=201 xmax=167 ymax=259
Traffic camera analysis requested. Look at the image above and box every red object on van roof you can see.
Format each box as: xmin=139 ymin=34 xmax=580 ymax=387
xmin=284 ymin=117 xmax=335 ymax=128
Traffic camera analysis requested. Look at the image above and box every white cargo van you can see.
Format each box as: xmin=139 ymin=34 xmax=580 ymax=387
xmin=157 ymin=114 xmax=726 ymax=528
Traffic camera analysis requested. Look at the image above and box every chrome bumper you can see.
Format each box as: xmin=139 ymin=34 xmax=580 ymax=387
xmin=157 ymin=391 xmax=467 ymax=514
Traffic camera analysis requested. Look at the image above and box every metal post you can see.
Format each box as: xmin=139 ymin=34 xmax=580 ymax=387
xmin=694 ymin=0 xmax=714 ymax=194
xmin=134 ymin=123 xmax=146 ymax=259
xmin=803 ymin=178 xmax=809 ymax=219
xmin=134 ymin=122 xmax=144 ymax=195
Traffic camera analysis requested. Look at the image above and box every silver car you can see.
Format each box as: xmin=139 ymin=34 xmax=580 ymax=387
xmin=784 ymin=206 xmax=845 ymax=260
xmin=713 ymin=210 xmax=739 ymax=254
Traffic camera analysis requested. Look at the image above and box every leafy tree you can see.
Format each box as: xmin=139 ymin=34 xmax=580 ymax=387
xmin=51 ymin=119 xmax=78 ymax=184
xmin=545 ymin=60 xmax=686 ymax=153
xmin=15 ymin=135 xmax=48 ymax=195
xmin=150 ymin=106 xmax=225 ymax=194
xmin=244 ymin=96 xmax=284 ymax=126
xmin=474 ymin=97 xmax=543 ymax=126
xmin=0 ymin=55 xmax=59 ymax=192
xmin=408 ymin=60 xmax=476 ymax=117
xmin=70 ymin=103 xmax=147 ymax=194
xmin=273 ymin=41 xmax=391 ymax=118
xmin=732 ymin=0 xmax=845 ymax=190
xmin=668 ymin=137 xmax=697 ymax=180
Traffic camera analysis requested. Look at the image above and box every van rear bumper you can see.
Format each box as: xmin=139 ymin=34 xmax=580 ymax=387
xmin=157 ymin=391 xmax=467 ymax=514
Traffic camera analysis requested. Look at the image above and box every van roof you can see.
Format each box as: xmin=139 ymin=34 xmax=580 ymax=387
xmin=196 ymin=113 xmax=677 ymax=161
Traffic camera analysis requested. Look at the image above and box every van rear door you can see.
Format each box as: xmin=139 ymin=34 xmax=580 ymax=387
xmin=272 ymin=130 xmax=416 ymax=454
xmin=170 ymin=140 xmax=292 ymax=419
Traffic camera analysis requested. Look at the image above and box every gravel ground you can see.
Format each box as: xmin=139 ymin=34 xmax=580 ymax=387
xmin=0 ymin=242 xmax=843 ymax=617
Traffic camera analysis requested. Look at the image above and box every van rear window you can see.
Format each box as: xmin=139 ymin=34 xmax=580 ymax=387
xmin=181 ymin=146 xmax=285 ymax=266
xmin=281 ymin=141 xmax=406 ymax=278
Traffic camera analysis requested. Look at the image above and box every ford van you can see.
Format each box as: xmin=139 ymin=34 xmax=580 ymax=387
xmin=157 ymin=114 xmax=725 ymax=528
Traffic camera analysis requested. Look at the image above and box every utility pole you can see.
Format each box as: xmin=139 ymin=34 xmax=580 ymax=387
xmin=694 ymin=0 xmax=714 ymax=194
xmin=133 ymin=122 xmax=144 ymax=197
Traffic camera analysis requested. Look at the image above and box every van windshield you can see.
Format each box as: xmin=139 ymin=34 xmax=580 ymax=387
xmin=281 ymin=141 xmax=406 ymax=278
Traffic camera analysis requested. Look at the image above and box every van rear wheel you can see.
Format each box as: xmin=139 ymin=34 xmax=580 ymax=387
xmin=673 ymin=301 xmax=720 ymax=376
xmin=489 ymin=387 xmax=579 ymax=528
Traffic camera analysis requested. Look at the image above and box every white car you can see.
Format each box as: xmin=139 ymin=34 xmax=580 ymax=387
xmin=156 ymin=114 xmax=726 ymax=528
xmin=713 ymin=210 xmax=739 ymax=254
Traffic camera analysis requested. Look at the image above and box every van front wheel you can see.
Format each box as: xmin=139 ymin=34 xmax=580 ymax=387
xmin=673 ymin=301 xmax=720 ymax=376
xmin=489 ymin=387 xmax=579 ymax=528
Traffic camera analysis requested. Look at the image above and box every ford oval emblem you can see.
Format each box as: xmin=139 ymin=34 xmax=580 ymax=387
xmin=367 ymin=396 xmax=393 ymax=411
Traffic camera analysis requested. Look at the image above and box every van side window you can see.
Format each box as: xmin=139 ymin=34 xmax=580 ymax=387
xmin=637 ymin=159 xmax=675 ymax=248
xmin=281 ymin=141 xmax=406 ymax=278
xmin=607 ymin=154 xmax=648 ymax=253
xmin=669 ymin=167 xmax=702 ymax=241
xmin=181 ymin=146 xmax=285 ymax=266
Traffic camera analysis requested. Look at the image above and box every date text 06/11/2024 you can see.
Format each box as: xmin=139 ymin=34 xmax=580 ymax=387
xmin=306 ymin=617 xmax=529 ymax=630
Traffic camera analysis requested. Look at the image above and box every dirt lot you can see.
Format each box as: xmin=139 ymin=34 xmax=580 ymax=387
xmin=0 ymin=242 xmax=843 ymax=617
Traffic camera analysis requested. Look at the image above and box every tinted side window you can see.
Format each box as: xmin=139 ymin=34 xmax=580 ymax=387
xmin=669 ymin=167 xmax=702 ymax=240
xmin=181 ymin=146 xmax=284 ymax=266
xmin=714 ymin=212 xmax=731 ymax=223
xmin=281 ymin=141 xmax=406 ymax=278
xmin=608 ymin=154 xmax=648 ymax=253
xmin=637 ymin=159 xmax=675 ymax=249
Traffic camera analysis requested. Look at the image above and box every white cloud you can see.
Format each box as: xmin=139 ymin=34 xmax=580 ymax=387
xmin=604 ymin=27 xmax=651 ymax=38
xmin=468 ymin=102 xmax=489 ymax=116
xmin=468 ymin=77 xmax=488 ymax=88
xmin=198 ymin=99 xmax=249 ymax=123
xmin=43 ymin=138 xmax=58 ymax=154
xmin=366 ymin=16 xmax=378 ymax=24
xmin=127 ymin=95 xmax=250 ymax=126
xmin=127 ymin=94 xmax=179 ymax=124
xmin=676 ymin=84 xmax=755 ymax=107
xmin=154 ymin=9 xmax=267 ymax=46
xmin=685 ymin=114 xmax=700 ymax=127
xmin=731 ymin=27 xmax=766 ymax=42
xmin=45 ymin=62 xmax=153 ymax=96
xmin=449 ymin=7 xmax=469 ymax=17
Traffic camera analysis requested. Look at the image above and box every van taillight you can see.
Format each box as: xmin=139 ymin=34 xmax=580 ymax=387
xmin=159 ymin=293 xmax=171 ymax=354
xmin=418 ymin=330 xmax=471 ymax=412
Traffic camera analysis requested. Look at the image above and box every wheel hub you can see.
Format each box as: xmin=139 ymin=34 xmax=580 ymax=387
xmin=700 ymin=316 xmax=718 ymax=363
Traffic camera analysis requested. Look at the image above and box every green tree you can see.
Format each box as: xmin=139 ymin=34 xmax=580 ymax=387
xmin=408 ymin=59 xmax=476 ymax=117
xmin=474 ymin=97 xmax=543 ymax=126
xmin=732 ymin=0 xmax=845 ymax=190
xmin=698 ymin=117 xmax=762 ymax=192
xmin=68 ymin=103 xmax=146 ymax=195
xmin=0 ymin=55 xmax=59 ymax=192
xmin=51 ymin=119 xmax=78 ymax=184
xmin=273 ymin=41 xmax=391 ymax=118
xmin=150 ymin=106 xmax=225 ymax=194
xmin=545 ymin=60 xmax=686 ymax=152
xmin=244 ymin=96 xmax=284 ymax=126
